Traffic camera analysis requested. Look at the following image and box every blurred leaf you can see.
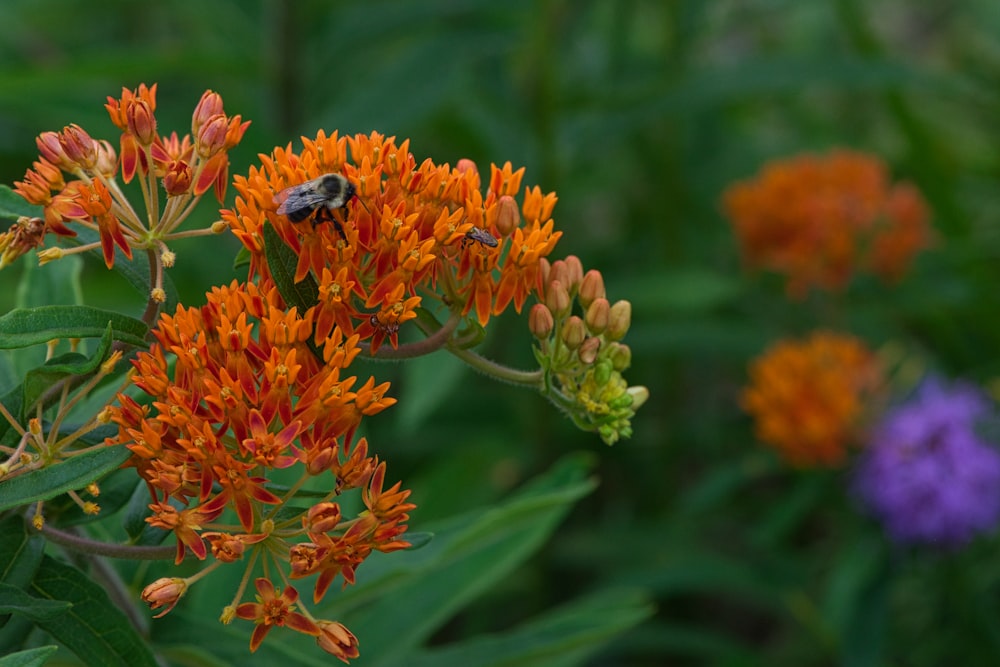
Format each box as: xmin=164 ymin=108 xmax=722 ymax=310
xmin=16 ymin=254 xmax=83 ymax=312
xmin=0 ymin=184 xmax=41 ymax=221
xmin=396 ymin=350 xmax=465 ymax=432
xmin=401 ymin=587 xmax=654 ymax=667
xmin=0 ymin=646 xmax=59 ymax=667
xmin=30 ymin=555 xmax=157 ymax=667
xmin=0 ymin=445 xmax=131 ymax=511
xmin=628 ymin=268 xmax=742 ymax=314
xmin=0 ymin=306 xmax=148 ymax=349
xmin=313 ymin=454 xmax=598 ymax=665
xmin=0 ymin=583 xmax=71 ymax=619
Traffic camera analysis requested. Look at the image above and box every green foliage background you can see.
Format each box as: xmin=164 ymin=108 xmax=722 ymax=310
xmin=3 ymin=0 xmax=1000 ymax=665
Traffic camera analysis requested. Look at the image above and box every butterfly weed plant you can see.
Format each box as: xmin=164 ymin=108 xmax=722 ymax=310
xmin=0 ymin=84 xmax=647 ymax=663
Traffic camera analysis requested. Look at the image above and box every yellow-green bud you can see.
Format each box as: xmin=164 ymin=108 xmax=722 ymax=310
xmin=584 ymin=298 xmax=609 ymax=335
xmin=578 ymin=337 xmax=601 ymax=365
xmin=606 ymin=300 xmax=632 ymax=341
xmin=579 ymin=270 xmax=606 ymax=308
xmin=561 ymin=316 xmax=586 ymax=350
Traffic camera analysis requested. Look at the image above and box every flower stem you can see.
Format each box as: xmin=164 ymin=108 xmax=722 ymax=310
xmin=38 ymin=522 xmax=175 ymax=560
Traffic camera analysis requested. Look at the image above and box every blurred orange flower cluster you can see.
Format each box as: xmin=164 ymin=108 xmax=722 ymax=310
xmin=722 ymin=150 xmax=931 ymax=298
xmin=223 ymin=131 xmax=562 ymax=352
xmin=7 ymin=84 xmax=247 ymax=299
xmin=741 ymin=331 xmax=885 ymax=467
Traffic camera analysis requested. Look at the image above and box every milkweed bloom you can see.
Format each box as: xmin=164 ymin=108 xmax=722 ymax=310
xmin=741 ymin=331 xmax=885 ymax=467
xmin=223 ymin=131 xmax=561 ymax=352
xmin=853 ymin=377 xmax=1000 ymax=548
xmin=8 ymin=84 xmax=247 ymax=297
xmin=110 ymin=280 xmax=413 ymax=657
xmin=722 ymin=149 xmax=931 ymax=298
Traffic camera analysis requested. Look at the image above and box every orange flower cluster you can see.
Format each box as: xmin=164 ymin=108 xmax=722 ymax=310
xmin=722 ymin=150 xmax=931 ymax=298
xmin=110 ymin=280 xmax=411 ymax=659
xmin=8 ymin=84 xmax=247 ymax=295
xmin=223 ymin=131 xmax=562 ymax=352
xmin=741 ymin=331 xmax=885 ymax=467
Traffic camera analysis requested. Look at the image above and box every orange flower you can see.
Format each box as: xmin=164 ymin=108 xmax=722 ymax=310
xmin=741 ymin=331 xmax=885 ymax=467
xmin=722 ymin=150 xmax=931 ymax=298
xmin=235 ymin=579 xmax=320 ymax=652
xmin=9 ymin=84 xmax=249 ymax=279
xmin=222 ymin=131 xmax=562 ymax=349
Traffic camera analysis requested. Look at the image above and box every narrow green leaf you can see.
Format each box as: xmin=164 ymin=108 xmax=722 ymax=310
xmin=15 ymin=254 xmax=84 ymax=313
xmin=0 ymin=184 xmax=41 ymax=222
xmin=263 ymin=222 xmax=319 ymax=312
xmin=0 ymin=445 xmax=131 ymax=511
xmin=400 ymin=588 xmax=654 ymax=667
xmin=19 ymin=325 xmax=114 ymax=420
xmin=30 ymin=555 xmax=157 ymax=667
xmin=0 ymin=646 xmax=60 ymax=667
xmin=0 ymin=583 xmax=72 ymax=619
xmin=321 ymin=454 xmax=598 ymax=664
xmin=0 ymin=305 xmax=148 ymax=349
xmin=233 ymin=244 xmax=251 ymax=271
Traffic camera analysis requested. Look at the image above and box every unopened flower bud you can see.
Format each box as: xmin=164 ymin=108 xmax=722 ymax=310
xmin=584 ymin=298 xmax=609 ymax=335
xmin=606 ymin=300 xmax=631 ymax=341
xmin=37 ymin=247 xmax=64 ymax=265
xmin=495 ymin=195 xmax=520 ymax=236
xmin=163 ymin=160 xmax=193 ymax=195
xmin=192 ymin=90 xmax=224 ymax=135
xmin=561 ymin=316 xmax=586 ymax=350
xmin=306 ymin=502 xmax=342 ymax=534
xmin=627 ymin=385 xmax=649 ymax=410
xmin=529 ymin=303 xmax=554 ymax=340
xmin=127 ymin=99 xmax=157 ymax=145
xmin=563 ymin=255 xmax=584 ymax=292
xmin=211 ymin=219 xmax=230 ymax=234
xmin=607 ymin=342 xmax=632 ymax=371
xmin=578 ymin=336 xmax=601 ymax=364
xmin=94 ymin=140 xmax=118 ymax=177
xmin=579 ymin=270 xmax=606 ymax=308
xmin=548 ymin=260 xmax=569 ymax=291
xmin=36 ymin=131 xmax=73 ymax=170
xmin=545 ymin=279 xmax=571 ymax=318
xmin=316 ymin=620 xmax=360 ymax=661
xmin=456 ymin=158 xmax=478 ymax=175
xmin=142 ymin=577 xmax=188 ymax=618
xmin=196 ymin=114 xmax=229 ymax=158
xmin=59 ymin=124 xmax=98 ymax=170
xmin=538 ymin=257 xmax=551 ymax=285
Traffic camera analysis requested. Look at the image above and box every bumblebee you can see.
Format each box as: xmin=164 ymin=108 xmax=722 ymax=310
xmin=275 ymin=173 xmax=357 ymax=236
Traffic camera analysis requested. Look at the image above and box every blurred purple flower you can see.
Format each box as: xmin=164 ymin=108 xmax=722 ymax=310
xmin=853 ymin=377 xmax=1000 ymax=548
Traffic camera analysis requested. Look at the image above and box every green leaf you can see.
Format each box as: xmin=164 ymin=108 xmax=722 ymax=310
xmin=0 ymin=305 xmax=148 ymax=349
xmin=19 ymin=325 xmax=114 ymax=419
xmin=401 ymin=588 xmax=654 ymax=667
xmin=0 ymin=583 xmax=71 ymax=619
xmin=233 ymin=244 xmax=251 ymax=271
xmin=30 ymin=555 xmax=157 ymax=667
xmin=0 ymin=516 xmax=45 ymax=655
xmin=0 ymin=646 xmax=60 ymax=667
xmin=263 ymin=222 xmax=318 ymax=313
xmin=396 ymin=351 xmax=465 ymax=432
xmin=15 ymin=254 xmax=84 ymax=312
xmin=321 ymin=454 xmax=599 ymax=664
xmin=0 ymin=445 xmax=131 ymax=511
xmin=0 ymin=184 xmax=41 ymax=222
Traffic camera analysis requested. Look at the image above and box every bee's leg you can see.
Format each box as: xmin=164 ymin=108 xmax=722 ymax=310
xmin=312 ymin=207 xmax=333 ymax=229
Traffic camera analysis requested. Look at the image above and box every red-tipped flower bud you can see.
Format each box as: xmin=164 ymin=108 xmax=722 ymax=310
xmin=545 ymin=279 xmax=571 ymax=318
xmin=529 ymin=303 xmax=554 ymax=340
xmin=495 ymin=194 xmax=520 ymax=237
xmin=578 ymin=336 xmax=601 ymax=365
xmin=59 ymin=124 xmax=97 ymax=170
xmin=579 ymin=270 xmax=606 ymax=308
xmin=127 ymin=99 xmax=157 ymax=145
xmin=192 ymin=90 xmax=224 ymax=135
xmin=563 ymin=255 xmax=584 ymax=292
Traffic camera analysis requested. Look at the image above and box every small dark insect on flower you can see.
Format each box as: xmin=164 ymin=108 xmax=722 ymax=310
xmin=463 ymin=226 xmax=498 ymax=249
xmin=276 ymin=173 xmax=359 ymax=237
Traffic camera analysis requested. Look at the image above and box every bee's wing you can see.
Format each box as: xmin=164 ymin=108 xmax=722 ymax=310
xmin=275 ymin=184 xmax=330 ymax=215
